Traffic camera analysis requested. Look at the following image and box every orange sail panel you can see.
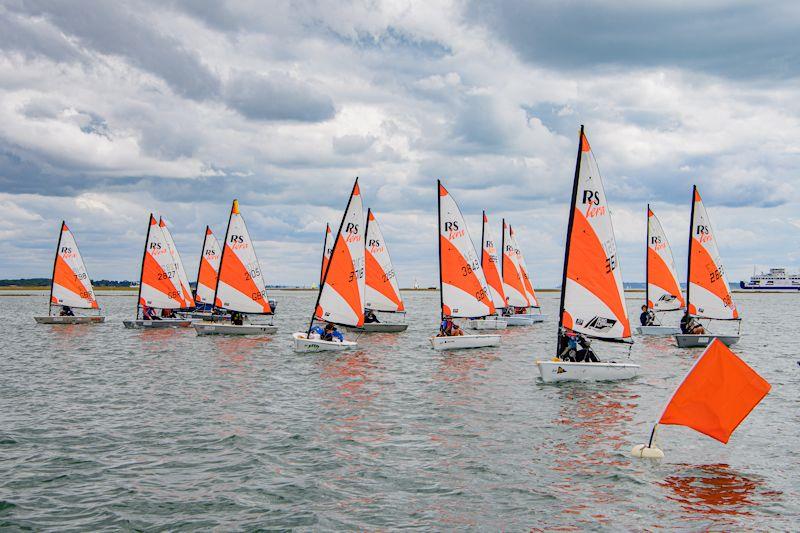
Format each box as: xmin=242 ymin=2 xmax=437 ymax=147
xmin=439 ymin=182 xmax=495 ymax=318
xmin=481 ymin=212 xmax=506 ymax=309
xmin=50 ymin=222 xmax=99 ymax=309
xmin=215 ymin=200 xmax=271 ymax=313
xmin=159 ymin=218 xmax=194 ymax=308
xmin=139 ymin=215 xmax=184 ymax=309
xmin=646 ymin=207 xmax=683 ymax=311
xmin=320 ymin=223 xmax=333 ymax=284
xmin=364 ymin=210 xmax=404 ymax=312
xmin=687 ymin=188 xmax=738 ymax=319
xmin=315 ymin=180 xmax=365 ymax=326
xmin=502 ymin=220 xmax=528 ymax=308
xmin=659 ymin=340 xmax=770 ymax=443
xmin=195 ymin=227 xmax=221 ymax=305
xmin=561 ymin=129 xmax=630 ymax=340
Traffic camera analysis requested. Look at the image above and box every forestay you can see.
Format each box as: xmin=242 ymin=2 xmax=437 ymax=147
xmin=365 ymin=209 xmax=404 ymax=312
xmin=139 ymin=215 xmax=184 ymax=309
xmin=510 ymin=226 xmax=540 ymax=308
xmin=502 ymin=220 xmax=529 ymax=308
xmin=439 ymin=182 xmax=495 ymax=318
xmin=647 ymin=207 xmax=684 ymax=311
xmin=315 ymin=180 xmax=365 ymax=327
xmin=214 ymin=200 xmax=272 ymax=314
xmin=50 ymin=222 xmax=99 ymax=309
xmin=194 ymin=227 xmax=221 ymax=305
xmin=159 ymin=218 xmax=194 ymax=308
xmin=481 ymin=212 xmax=506 ymax=310
xmin=560 ymin=128 xmax=631 ymax=341
xmin=687 ymin=187 xmax=738 ymax=320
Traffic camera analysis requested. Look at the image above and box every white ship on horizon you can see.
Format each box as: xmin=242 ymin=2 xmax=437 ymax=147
xmin=739 ymin=268 xmax=800 ymax=292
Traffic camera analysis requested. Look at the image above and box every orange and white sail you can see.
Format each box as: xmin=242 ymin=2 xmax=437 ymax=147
xmin=502 ymin=220 xmax=529 ymax=308
xmin=159 ymin=218 xmax=194 ymax=308
xmin=50 ymin=222 xmax=99 ymax=309
xmin=214 ymin=200 xmax=272 ymax=314
xmin=319 ymin=223 xmax=333 ymax=284
xmin=365 ymin=209 xmax=404 ymax=312
xmin=510 ymin=226 xmax=540 ymax=308
xmin=439 ymin=181 xmax=495 ymax=318
xmin=560 ymin=127 xmax=630 ymax=340
xmin=481 ymin=212 xmax=506 ymax=309
xmin=194 ymin=226 xmax=221 ymax=305
xmin=139 ymin=214 xmax=184 ymax=309
xmin=646 ymin=206 xmax=684 ymax=312
xmin=687 ymin=187 xmax=738 ymax=320
xmin=315 ymin=179 xmax=365 ymax=326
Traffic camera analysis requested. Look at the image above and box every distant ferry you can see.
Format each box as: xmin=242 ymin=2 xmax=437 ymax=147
xmin=739 ymin=268 xmax=800 ymax=291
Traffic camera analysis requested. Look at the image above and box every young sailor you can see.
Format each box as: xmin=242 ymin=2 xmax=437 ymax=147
xmin=640 ymin=305 xmax=654 ymax=326
xmin=680 ymin=312 xmax=705 ymax=334
xmin=59 ymin=305 xmax=75 ymax=317
xmin=322 ymin=322 xmax=344 ymax=342
xmin=364 ymin=309 xmax=380 ymax=324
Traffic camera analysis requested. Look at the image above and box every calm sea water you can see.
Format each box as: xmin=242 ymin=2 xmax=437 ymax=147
xmin=1 ymin=290 xmax=797 ymax=530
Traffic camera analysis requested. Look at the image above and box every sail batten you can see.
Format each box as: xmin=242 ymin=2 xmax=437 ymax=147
xmin=686 ymin=187 xmax=738 ymax=320
xmin=646 ymin=207 xmax=684 ymax=312
xmin=559 ymin=126 xmax=631 ymax=344
xmin=438 ymin=181 xmax=495 ymax=318
xmin=49 ymin=222 xmax=99 ymax=310
xmin=313 ymin=179 xmax=365 ymax=327
xmin=214 ymin=200 xmax=272 ymax=314
xmin=365 ymin=209 xmax=404 ymax=312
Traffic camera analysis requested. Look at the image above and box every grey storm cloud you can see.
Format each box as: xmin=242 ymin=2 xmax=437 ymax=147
xmin=466 ymin=0 xmax=800 ymax=79
xmin=224 ymin=71 xmax=336 ymax=122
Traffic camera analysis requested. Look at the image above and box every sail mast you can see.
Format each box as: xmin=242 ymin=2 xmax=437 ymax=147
xmin=135 ymin=215 xmax=153 ymax=320
xmin=686 ymin=186 xmax=696 ymax=315
xmin=645 ymin=204 xmax=650 ymax=309
xmin=47 ymin=222 xmax=65 ymax=316
xmin=307 ymin=178 xmax=359 ymax=335
xmin=212 ymin=201 xmax=236 ymax=312
xmin=194 ymin=226 xmax=210 ymax=303
xmin=557 ymin=125 xmax=585 ymax=351
xmin=437 ymin=179 xmax=444 ymax=322
xmin=501 ymin=218 xmax=506 ymax=309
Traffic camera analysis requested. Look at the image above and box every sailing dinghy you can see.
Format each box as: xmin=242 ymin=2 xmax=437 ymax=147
xmin=536 ymin=126 xmax=639 ymax=382
xmin=123 ymin=214 xmax=192 ymax=328
xmin=188 ymin=226 xmax=221 ymax=319
xmin=463 ymin=212 xmax=507 ymax=331
xmin=500 ymin=221 xmax=536 ymax=326
xmin=160 ymin=218 xmax=195 ymax=312
xmin=34 ymin=221 xmax=104 ymax=324
xmin=431 ymin=181 xmax=501 ymax=350
xmin=194 ymin=200 xmax=277 ymax=336
xmin=637 ymin=206 xmax=684 ymax=335
xmin=349 ymin=209 xmax=408 ymax=333
xmin=508 ymin=224 xmax=546 ymax=324
xmin=293 ymin=179 xmax=363 ymax=352
xmin=674 ymin=187 xmax=740 ymax=348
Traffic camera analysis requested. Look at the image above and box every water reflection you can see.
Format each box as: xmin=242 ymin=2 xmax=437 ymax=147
xmin=659 ymin=464 xmax=765 ymax=516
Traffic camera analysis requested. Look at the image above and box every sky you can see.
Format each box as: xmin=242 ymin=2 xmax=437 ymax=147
xmin=1 ymin=0 xmax=799 ymax=288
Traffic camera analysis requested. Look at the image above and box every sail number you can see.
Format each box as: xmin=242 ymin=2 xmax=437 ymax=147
xmin=605 ymin=254 xmax=618 ymax=274
xmin=709 ymin=266 xmax=725 ymax=284
xmin=382 ymin=269 xmax=395 ymax=282
xmin=157 ymin=271 xmax=176 ymax=280
xmin=244 ymin=267 xmax=261 ymax=281
xmin=74 ymin=272 xmax=87 ymax=281
xmin=461 ymin=258 xmax=480 ymax=277
xmin=348 ymin=267 xmax=364 ymax=282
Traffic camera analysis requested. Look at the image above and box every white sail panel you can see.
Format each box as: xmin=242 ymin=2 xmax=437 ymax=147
xmin=50 ymin=222 xmax=99 ymax=309
xmin=365 ymin=210 xmax=404 ymax=312
xmin=687 ymin=188 xmax=738 ymax=320
xmin=195 ymin=227 xmax=221 ymax=305
xmin=215 ymin=201 xmax=272 ymax=314
xmin=647 ymin=207 xmax=684 ymax=311
xmin=502 ymin=221 xmax=529 ymax=308
xmin=561 ymin=130 xmax=630 ymax=340
xmin=139 ymin=215 xmax=184 ymax=309
xmin=439 ymin=182 xmax=495 ymax=318
xmin=159 ymin=219 xmax=194 ymax=308
xmin=316 ymin=180 xmax=365 ymax=326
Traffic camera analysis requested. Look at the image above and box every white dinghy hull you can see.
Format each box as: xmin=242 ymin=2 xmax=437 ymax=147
xmin=348 ymin=323 xmax=408 ymax=333
xmin=636 ymin=325 xmax=681 ymax=336
xmin=504 ymin=315 xmax=536 ymax=327
xmin=194 ymin=322 xmax=277 ymax=336
xmin=463 ymin=318 xmax=507 ymax=330
xmin=430 ymin=334 xmax=501 ymax=351
xmin=34 ymin=316 xmax=105 ymax=324
xmin=292 ymin=332 xmax=357 ymax=352
xmin=536 ymin=360 xmax=640 ymax=383
xmin=674 ymin=333 xmax=740 ymax=348
xmin=123 ymin=319 xmax=192 ymax=329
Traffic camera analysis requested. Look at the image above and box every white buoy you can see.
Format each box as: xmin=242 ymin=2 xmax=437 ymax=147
xmin=630 ymin=444 xmax=664 ymax=458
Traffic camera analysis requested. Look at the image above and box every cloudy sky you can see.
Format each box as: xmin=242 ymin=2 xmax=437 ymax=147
xmin=2 ymin=0 xmax=799 ymax=287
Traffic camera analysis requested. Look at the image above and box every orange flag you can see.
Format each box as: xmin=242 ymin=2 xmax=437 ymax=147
xmin=659 ymin=340 xmax=770 ymax=444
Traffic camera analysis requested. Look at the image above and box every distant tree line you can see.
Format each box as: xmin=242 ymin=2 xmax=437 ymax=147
xmin=0 ymin=278 xmax=136 ymax=287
